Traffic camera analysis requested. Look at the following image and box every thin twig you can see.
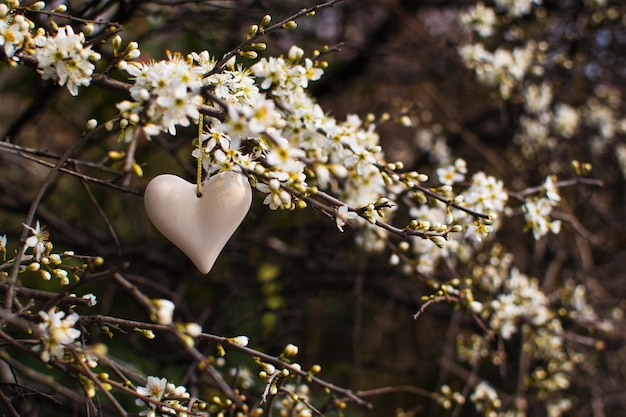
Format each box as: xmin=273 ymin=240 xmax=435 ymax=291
xmin=5 ymin=123 xmax=108 ymax=313
xmin=75 ymin=165 xmax=123 ymax=255
xmin=69 ymin=347 xmax=130 ymax=417
xmin=205 ymin=0 xmax=347 ymax=77
xmin=0 ymin=146 xmax=142 ymax=195
xmin=0 ymin=283 xmax=94 ymax=309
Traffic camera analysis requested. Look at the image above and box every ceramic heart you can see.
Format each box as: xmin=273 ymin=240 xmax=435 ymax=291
xmin=144 ymin=172 xmax=252 ymax=274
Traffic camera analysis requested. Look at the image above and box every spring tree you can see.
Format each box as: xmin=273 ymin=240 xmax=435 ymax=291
xmin=0 ymin=0 xmax=624 ymax=416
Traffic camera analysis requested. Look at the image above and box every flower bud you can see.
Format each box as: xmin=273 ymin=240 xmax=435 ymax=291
xmin=152 ymin=299 xmax=175 ymax=325
xmin=248 ymin=24 xmax=259 ymax=37
xmin=288 ymin=45 xmax=304 ymax=61
xmin=230 ymin=335 xmax=249 ymax=346
xmin=112 ymin=35 xmax=122 ymax=52
xmin=283 ymin=343 xmax=298 ymax=356
xmin=185 ymin=322 xmax=202 ymax=337
xmin=29 ymin=1 xmax=45 ymax=10
xmin=241 ymin=50 xmax=258 ymax=59
xmin=85 ymin=119 xmax=98 ymax=131
xmin=282 ymin=20 xmax=297 ymax=30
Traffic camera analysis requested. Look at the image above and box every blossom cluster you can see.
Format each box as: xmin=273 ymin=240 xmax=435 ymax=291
xmin=34 ymin=308 xmax=81 ymax=362
xmin=0 ymin=1 xmax=100 ymax=96
xmin=451 ymin=244 xmax=617 ymax=417
xmin=0 ymin=1 xmax=621 ymax=416
xmin=458 ymin=42 xmax=536 ymax=99
xmin=118 ymin=52 xmax=203 ymax=137
xmin=0 ymin=2 xmax=32 ymax=58
xmin=18 ymin=221 xmax=102 ymax=287
xmin=33 ymin=25 xmax=101 ymax=96
xmin=135 ymin=376 xmax=191 ymax=417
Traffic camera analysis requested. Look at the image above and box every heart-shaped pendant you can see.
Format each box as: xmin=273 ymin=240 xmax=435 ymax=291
xmin=144 ymin=172 xmax=252 ymax=274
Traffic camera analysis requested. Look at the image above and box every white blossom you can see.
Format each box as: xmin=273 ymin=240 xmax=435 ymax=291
xmin=35 ymin=309 xmax=81 ymax=362
xmin=34 ymin=26 xmax=100 ymax=96
xmin=152 ymin=299 xmax=175 ymax=325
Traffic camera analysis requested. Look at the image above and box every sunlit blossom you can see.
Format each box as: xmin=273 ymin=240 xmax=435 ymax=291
xmin=34 ymin=25 xmax=101 ymax=96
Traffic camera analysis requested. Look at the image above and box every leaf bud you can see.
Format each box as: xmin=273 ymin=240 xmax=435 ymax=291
xmin=131 ymin=161 xmax=143 ymax=177
xmin=230 ymin=335 xmax=249 ymax=346
xmin=261 ymin=15 xmax=272 ymax=26
xmin=248 ymin=24 xmax=259 ymax=37
xmin=288 ymin=45 xmax=304 ymax=61
xmin=185 ymin=322 xmax=202 ymax=337
xmin=283 ymin=343 xmax=298 ymax=356
xmin=431 ymin=236 xmax=447 ymax=248
xmin=85 ymin=119 xmax=98 ymax=131
xmin=29 ymin=1 xmax=45 ymax=10
xmin=112 ymin=35 xmax=122 ymax=52
xmin=240 ymin=50 xmax=258 ymax=59
xmin=83 ymin=23 xmax=94 ymax=36
xmin=282 ymin=20 xmax=297 ymax=30
xmin=400 ymin=115 xmax=412 ymax=127
xmin=126 ymin=49 xmax=141 ymax=59
xmin=262 ymin=363 xmax=275 ymax=374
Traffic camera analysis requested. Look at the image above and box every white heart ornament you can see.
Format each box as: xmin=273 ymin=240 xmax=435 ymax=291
xmin=144 ymin=172 xmax=252 ymax=274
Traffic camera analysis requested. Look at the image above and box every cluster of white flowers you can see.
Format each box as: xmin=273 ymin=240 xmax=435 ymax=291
xmin=583 ymin=87 xmax=626 ymax=150
xmin=454 ymin=242 xmax=618 ymax=416
xmin=521 ymin=176 xmax=562 ymax=239
xmin=494 ymin=0 xmax=540 ymax=17
xmin=485 ymin=267 xmax=552 ymax=339
xmin=0 ymin=3 xmax=32 ymax=58
xmin=524 ymin=197 xmax=561 ymax=239
xmin=135 ymin=376 xmax=191 ymax=417
xmin=458 ymin=42 xmax=536 ymax=99
xmin=34 ymin=308 xmax=81 ymax=362
xmin=552 ymin=103 xmax=580 ymax=139
xmin=459 ymin=2 xmax=497 ymax=38
xmin=470 ymin=381 xmax=501 ymax=417
xmin=173 ymin=45 xmax=388 ymax=230
xmin=33 ymin=25 xmax=100 ymax=96
xmin=1 ymin=1 xmax=101 ymax=95
xmin=251 ymin=45 xmax=323 ymax=93
xmin=436 ymin=158 xmax=467 ymax=185
xmin=512 ymin=83 xmax=585 ymax=158
xmin=524 ymin=83 xmax=553 ymax=115
xmin=463 ymin=171 xmax=508 ymax=216
xmin=118 ymin=52 xmax=203 ymax=137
